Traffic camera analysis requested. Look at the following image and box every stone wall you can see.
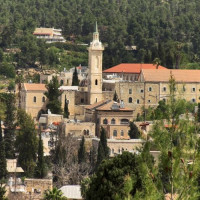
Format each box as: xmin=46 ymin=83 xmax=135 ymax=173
xmin=92 ymin=138 xmax=145 ymax=157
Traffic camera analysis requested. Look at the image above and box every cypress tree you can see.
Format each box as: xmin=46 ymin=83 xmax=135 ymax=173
xmin=4 ymin=93 xmax=16 ymax=159
xmin=78 ymin=136 xmax=86 ymax=164
xmin=128 ymin=121 xmax=140 ymax=139
xmin=113 ymin=90 xmax=118 ymax=102
xmin=35 ymin=132 xmax=46 ymax=178
xmin=198 ymin=103 xmax=200 ymax=122
xmin=16 ymin=109 xmax=38 ymax=177
xmin=64 ymin=98 xmax=69 ymax=118
xmin=45 ymin=76 xmax=63 ymax=114
xmin=72 ymin=67 xmax=79 ymax=86
xmin=0 ymin=119 xmax=7 ymax=180
xmin=96 ymin=127 xmax=109 ymax=167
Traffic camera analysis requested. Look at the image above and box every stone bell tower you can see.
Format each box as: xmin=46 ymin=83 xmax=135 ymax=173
xmin=88 ymin=22 xmax=104 ymax=104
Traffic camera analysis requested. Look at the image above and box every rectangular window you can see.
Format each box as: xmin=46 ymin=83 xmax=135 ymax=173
xmin=163 ymin=87 xmax=166 ymax=92
xmin=129 ymin=89 xmax=132 ymax=94
xmin=148 ymin=87 xmax=152 ymax=92
xmin=192 ymin=87 xmax=196 ymax=92
xmin=137 ymin=99 xmax=140 ymax=104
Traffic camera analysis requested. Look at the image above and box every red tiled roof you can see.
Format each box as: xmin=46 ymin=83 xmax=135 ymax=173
xmin=103 ymin=63 xmax=166 ymax=74
xmin=24 ymin=83 xmax=47 ymax=91
xmin=141 ymin=69 xmax=200 ymax=83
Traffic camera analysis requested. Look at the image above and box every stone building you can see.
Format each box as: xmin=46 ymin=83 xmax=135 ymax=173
xmin=20 ymin=83 xmax=47 ymax=120
xmin=40 ymin=65 xmax=88 ymax=86
xmin=33 ymin=27 xmax=66 ymax=43
xmin=103 ymin=63 xmax=166 ymax=81
xmin=92 ymin=138 xmax=145 ymax=157
xmin=85 ymin=100 xmax=133 ymax=137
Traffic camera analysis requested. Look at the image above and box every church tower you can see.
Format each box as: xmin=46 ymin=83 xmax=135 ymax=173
xmin=88 ymin=22 xmax=104 ymax=104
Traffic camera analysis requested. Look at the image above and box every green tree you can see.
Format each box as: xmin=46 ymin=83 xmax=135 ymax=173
xmin=96 ymin=127 xmax=109 ymax=167
xmin=198 ymin=103 xmax=200 ymax=122
xmin=45 ymin=76 xmax=63 ymax=114
xmin=84 ymin=151 xmax=161 ymax=200
xmin=15 ymin=74 xmax=24 ymax=109
xmin=35 ymin=132 xmax=46 ymax=178
xmin=128 ymin=121 xmax=140 ymax=139
xmin=0 ymin=119 xmax=7 ymax=180
xmin=113 ymin=90 xmax=118 ymax=102
xmin=0 ymin=184 xmax=8 ymax=200
xmin=78 ymin=136 xmax=86 ymax=164
xmin=4 ymin=93 xmax=16 ymax=159
xmin=16 ymin=109 xmax=38 ymax=177
xmin=44 ymin=187 xmax=67 ymax=200
xmin=149 ymin=75 xmax=200 ymax=199
xmin=64 ymin=98 xmax=69 ymax=118
xmin=72 ymin=67 xmax=79 ymax=86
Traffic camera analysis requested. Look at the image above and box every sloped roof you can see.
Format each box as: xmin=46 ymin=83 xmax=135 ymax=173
xmin=96 ymin=100 xmax=133 ymax=111
xmin=85 ymin=100 xmax=108 ymax=110
xmin=141 ymin=69 xmax=200 ymax=83
xmin=85 ymin=100 xmax=132 ymax=111
xmin=24 ymin=83 xmax=47 ymax=91
xmin=60 ymin=185 xmax=82 ymax=199
xmin=103 ymin=63 xmax=166 ymax=74
xmin=33 ymin=28 xmax=54 ymax=35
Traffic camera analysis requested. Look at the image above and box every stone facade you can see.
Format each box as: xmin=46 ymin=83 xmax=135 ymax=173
xmin=20 ymin=83 xmax=47 ymax=120
xmin=24 ymin=178 xmax=52 ymax=198
xmin=92 ymin=138 xmax=145 ymax=157
xmin=87 ymin=22 xmax=104 ymax=104
xmin=85 ymin=100 xmax=133 ymax=137
xmin=60 ymin=120 xmax=95 ymax=137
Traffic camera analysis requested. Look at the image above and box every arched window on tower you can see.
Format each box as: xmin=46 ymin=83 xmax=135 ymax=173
xmin=103 ymin=118 xmax=108 ymax=124
xmin=95 ymin=79 xmax=98 ymax=85
xmin=111 ymin=118 xmax=116 ymax=124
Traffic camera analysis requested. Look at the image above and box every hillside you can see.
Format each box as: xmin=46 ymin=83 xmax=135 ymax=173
xmin=0 ymin=0 xmax=200 ymax=71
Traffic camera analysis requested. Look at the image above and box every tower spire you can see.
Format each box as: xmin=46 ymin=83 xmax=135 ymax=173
xmin=95 ymin=21 xmax=98 ymax=33
xmin=93 ymin=21 xmax=99 ymax=41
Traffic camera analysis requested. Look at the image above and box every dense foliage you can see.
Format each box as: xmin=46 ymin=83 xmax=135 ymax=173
xmin=16 ymin=109 xmax=38 ymax=177
xmin=0 ymin=0 xmax=200 ymax=70
xmin=45 ymin=76 xmax=63 ymax=114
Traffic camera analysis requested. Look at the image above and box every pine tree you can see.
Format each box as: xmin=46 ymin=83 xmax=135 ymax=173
xmin=35 ymin=132 xmax=46 ymax=178
xmin=4 ymin=93 xmax=16 ymax=159
xmin=78 ymin=136 xmax=86 ymax=164
xmin=128 ymin=121 xmax=140 ymax=139
xmin=64 ymin=97 xmax=69 ymax=118
xmin=72 ymin=67 xmax=79 ymax=86
xmin=96 ymin=127 xmax=109 ymax=167
xmin=0 ymin=119 xmax=7 ymax=180
xmin=113 ymin=90 xmax=118 ymax=102
xmin=45 ymin=76 xmax=63 ymax=114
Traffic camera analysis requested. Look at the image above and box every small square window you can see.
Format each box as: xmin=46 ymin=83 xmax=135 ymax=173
xmin=140 ymin=89 xmax=144 ymax=93
xmin=148 ymin=87 xmax=152 ymax=92
xmin=148 ymin=100 xmax=151 ymax=103
xmin=192 ymin=88 xmax=196 ymax=92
